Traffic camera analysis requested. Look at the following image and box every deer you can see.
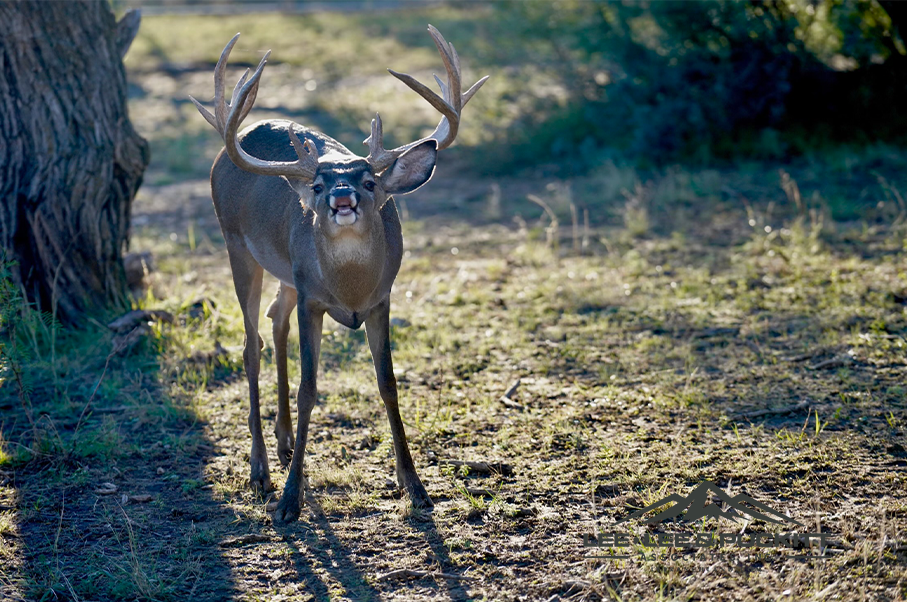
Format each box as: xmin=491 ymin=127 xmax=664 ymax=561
xmin=189 ymin=26 xmax=488 ymax=522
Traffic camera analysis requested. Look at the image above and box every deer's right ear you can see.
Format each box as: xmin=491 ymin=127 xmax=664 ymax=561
xmin=380 ymin=140 xmax=438 ymax=195
xmin=282 ymin=176 xmax=315 ymax=207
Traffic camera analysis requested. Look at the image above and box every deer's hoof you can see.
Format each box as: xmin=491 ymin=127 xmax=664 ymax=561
xmin=249 ymin=474 xmax=272 ymax=494
xmin=406 ymin=480 xmax=434 ymax=509
xmin=250 ymin=475 xmax=272 ymax=494
xmin=250 ymin=448 xmax=272 ymax=493
xmin=276 ymin=434 xmax=295 ymax=468
xmin=272 ymin=494 xmax=301 ymax=523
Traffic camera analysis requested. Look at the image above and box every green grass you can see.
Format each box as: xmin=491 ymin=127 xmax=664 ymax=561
xmin=124 ymin=6 xmax=557 ymax=183
xmin=0 ymin=8 xmax=905 ymax=602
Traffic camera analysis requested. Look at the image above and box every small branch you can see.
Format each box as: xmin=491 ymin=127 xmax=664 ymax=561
xmin=781 ymin=344 xmax=847 ymax=363
xmin=115 ymin=9 xmax=142 ymax=59
xmin=582 ymin=207 xmax=590 ymax=254
xmin=693 ymin=327 xmax=739 ymax=339
xmin=376 ymin=568 xmax=474 ymax=582
xmin=438 ymin=458 xmax=514 ymax=476
xmin=500 ymin=378 xmax=524 ymax=410
xmin=731 ymin=401 xmax=811 ymax=420
xmin=526 ymin=194 xmax=559 ymax=250
xmin=500 ymin=397 xmax=524 ymax=410
xmin=219 ymin=533 xmax=275 ymax=547
xmin=570 ymin=202 xmax=579 ymax=254
xmin=782 ymin=352 xmax=815 ymax=363
xmin=107 ymin=309 xmax=174 ymax=333
xmin=809 ymin=355 xmax=854 ymax=370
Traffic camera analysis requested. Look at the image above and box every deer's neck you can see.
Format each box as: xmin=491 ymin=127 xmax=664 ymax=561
xmin=316 ymin=221 xmax=386 ymax=311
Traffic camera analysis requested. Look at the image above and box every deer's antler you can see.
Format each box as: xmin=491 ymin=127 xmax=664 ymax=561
xmin=189 ymin=33 xmax=319 ymax=180
xmin=365 ymin=25 xmax=489 ymax=173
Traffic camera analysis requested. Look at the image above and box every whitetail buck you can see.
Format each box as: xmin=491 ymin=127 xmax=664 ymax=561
xmin=190 ymin=26 xmax=487 ymax=521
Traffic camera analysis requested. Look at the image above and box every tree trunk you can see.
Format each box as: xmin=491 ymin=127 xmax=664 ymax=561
xmin=0 ymin=2 xmax=149 ymax=326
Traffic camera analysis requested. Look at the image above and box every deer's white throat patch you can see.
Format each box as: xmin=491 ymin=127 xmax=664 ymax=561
xmin=328 ymin=233 xmax=371 ymax=265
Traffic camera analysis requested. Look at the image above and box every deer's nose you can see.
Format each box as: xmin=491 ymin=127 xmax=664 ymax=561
xmin=329 ymin=186 xmax=358 ymax=209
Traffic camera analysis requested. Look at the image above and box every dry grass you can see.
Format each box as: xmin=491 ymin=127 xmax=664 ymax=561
xmin=0 ymin=9 xmax=904 ymax=602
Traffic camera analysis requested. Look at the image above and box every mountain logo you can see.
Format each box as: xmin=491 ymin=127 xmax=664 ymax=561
xmin=616 ymin=481 xmax=804 ymax=526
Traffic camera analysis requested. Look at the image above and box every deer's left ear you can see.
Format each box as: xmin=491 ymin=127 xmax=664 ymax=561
xmin=380 ymin=140 xmax=438 ymax=195
xmin=283 ymin=176 xmax=315 ymax=208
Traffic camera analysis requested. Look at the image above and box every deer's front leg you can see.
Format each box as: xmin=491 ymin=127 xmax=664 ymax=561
xmin=273 ymin=300 xmax=323 ymax=523
xmin=266 ymin=283 xmax=298 ymax=468
xmin=365 ymin=299 xmax=433 ymax=508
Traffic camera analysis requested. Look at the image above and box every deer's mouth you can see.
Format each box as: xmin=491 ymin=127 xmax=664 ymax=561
xmin=329 ymin=195 xmax=358 ymax=224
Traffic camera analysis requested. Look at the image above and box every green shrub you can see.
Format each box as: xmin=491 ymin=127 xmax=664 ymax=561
xmin=479 ymin=0 xmax=905 ymax=172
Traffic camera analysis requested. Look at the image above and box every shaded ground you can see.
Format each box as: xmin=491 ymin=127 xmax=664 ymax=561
xmin=1 ymin=9 xmax=906 ymax=602
xmin=2 ymin=157 xmax=906 ymax=600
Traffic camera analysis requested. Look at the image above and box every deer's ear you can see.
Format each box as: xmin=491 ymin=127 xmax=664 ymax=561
xmin=380 ymin=140 xmax=438 ymax=195
xmin=283 ymin=176 xmax=315 ymax=206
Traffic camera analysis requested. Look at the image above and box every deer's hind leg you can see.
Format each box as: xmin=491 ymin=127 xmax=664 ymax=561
xmin=225 ymin=239 xmax=270 ymax=493
xmin=266 ymin=283 xmax=298 ymax=468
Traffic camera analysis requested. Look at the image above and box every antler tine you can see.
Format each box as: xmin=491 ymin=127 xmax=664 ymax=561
xmin=224 ymin=49 xmax=268 ymax=138
xmin=387 ymin=69 xmax=457 ymax=120
xmin=213 ymin=33 xmax=241 ymax=132
xmin=366 ymin=25 xmax=489 ymax=173
xmin=189 ymin=32 xmax=241 ymax=132
xmin=288 ymin=126 xmax=319 ymax=167
xmin=232 ymin=68 xmax=250 ymax=111
xmin=189 ymin=95 xmax=217 ymax=130
xmin=365 ymin=113 xmax=385 ymax=161
xmin=234 ymin=50 xmax=268 ymax=125
xmin=192 ymin=34 xmax=318 ymax=181
xmin=433 ymin=74 xmax=449 ymax=104
xmin=428 ymin=26 xmax=460 ymax=110
xmin=462 ymin=75 xmax=490 ymax=106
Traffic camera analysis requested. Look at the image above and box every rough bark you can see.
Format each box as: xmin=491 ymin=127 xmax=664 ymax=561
xmin=0 ymin=2 xmax=149 ymax=325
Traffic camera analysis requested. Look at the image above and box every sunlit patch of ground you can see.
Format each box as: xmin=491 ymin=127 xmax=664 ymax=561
xmin=0 ymin=9 xmax=904 ymax=602
xmin=9 ymin=164 xmax=898 ymax=600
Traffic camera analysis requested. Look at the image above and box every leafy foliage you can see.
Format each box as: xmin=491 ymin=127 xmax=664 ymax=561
xmin=485 ymin=0 xmax=906 ymax=170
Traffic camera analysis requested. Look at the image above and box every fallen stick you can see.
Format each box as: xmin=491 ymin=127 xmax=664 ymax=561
xmin=500 ymin=397 xmax=524 ymax=410
xmin=500 ymin=378 xmax=524 ymax=410
xmin=439 ymin=459 xmax=514 ymax=476
xmin=781 ymin=344 xmax=847 ymax=363
xmin=693 ymin=327 xmax=739 ymax=339
xmin=562 ymin=579 xmax=591 ymax=594
xmin=107 ymin=309 xmax=175 ymax=333
xmin=376 ymin=568 xmax=474 ymax=582
xmin=810 ymin=355 xmax=853 ymax=370
xmin=782 ymin=352 xmax=814 ymax=363
xmin=219 ymin=533 xmax=274 ymax=547
xmin=731 ymin=400 xmax=811 ymax=420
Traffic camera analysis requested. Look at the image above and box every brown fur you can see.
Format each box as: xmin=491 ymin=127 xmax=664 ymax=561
xmin=192 ymin=25 xmax=487 ymax=522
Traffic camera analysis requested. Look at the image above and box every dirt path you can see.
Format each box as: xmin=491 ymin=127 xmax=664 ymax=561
xmin=3 ymin=168 xmax=906 ymax=600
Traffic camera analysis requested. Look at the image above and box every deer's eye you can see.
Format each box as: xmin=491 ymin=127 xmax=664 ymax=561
xmin=312 ymin=184 xmax=324 ymax=194
xmin=364 ymin=181 xmax=376 ymax=192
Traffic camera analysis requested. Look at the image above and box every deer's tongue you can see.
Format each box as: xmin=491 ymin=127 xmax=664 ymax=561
xmin=333 ymin=197 xmax=354 ymax=215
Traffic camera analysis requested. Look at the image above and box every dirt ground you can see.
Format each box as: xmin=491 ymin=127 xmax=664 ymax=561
xmin=1 ymin=9 xmax=906 ymax=602
xmin=3 ymin=157 xmax=906 ymax=600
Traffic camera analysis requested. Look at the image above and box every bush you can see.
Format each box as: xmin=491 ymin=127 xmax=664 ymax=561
xmin=482 ymin=0 xmax=906 ymax=171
